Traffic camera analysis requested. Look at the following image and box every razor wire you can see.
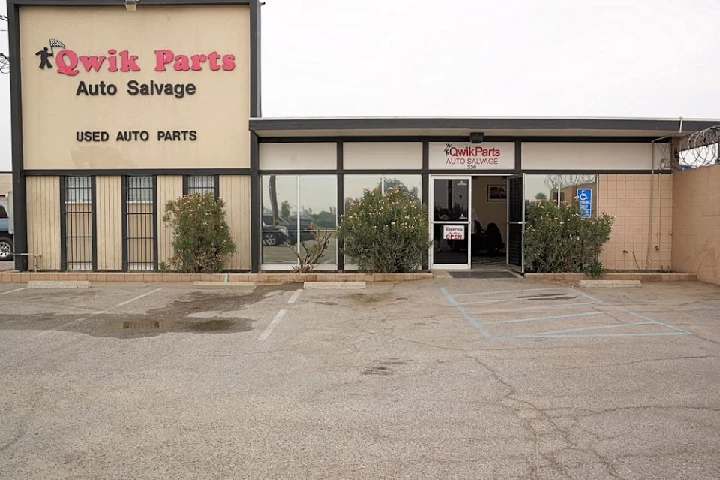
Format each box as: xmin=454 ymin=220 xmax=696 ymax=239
xmin=677 ymin=125 xmax=720 ymax=169
xmin=0 ymin=15 xmax=7 ymax=74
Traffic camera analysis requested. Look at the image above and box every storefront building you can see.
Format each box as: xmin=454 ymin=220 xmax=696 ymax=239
xmin=8 ymin=1 xmax=720 ymax=273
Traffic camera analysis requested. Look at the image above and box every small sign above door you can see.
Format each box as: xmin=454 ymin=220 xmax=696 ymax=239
xmin=443 ymin=225 xmax=465 ymax=240
xmin=429 ymin=142 xmax=515 ymax=170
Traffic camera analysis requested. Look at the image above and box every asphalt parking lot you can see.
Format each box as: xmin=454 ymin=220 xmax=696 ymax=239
xmin=1 ymin=277 xmax=719 ymax=479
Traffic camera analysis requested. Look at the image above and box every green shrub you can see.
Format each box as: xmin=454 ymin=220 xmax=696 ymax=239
xmin=524 ymin=200 xmax=613 ymax=274
xmin=338 ymin=187 xmax=431 ymax=273
xmin=162 ymin=193 xmax=236 ymax=273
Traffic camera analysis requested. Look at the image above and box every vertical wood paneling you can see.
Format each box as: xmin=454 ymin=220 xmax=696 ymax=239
xmin=96 ymin=176 xmax=122 ymax=271
xmin=220 ymin=175 xmax=251 ymax=270
xmin=156 ymin=176 xmax=183 ymax=266
xmin=26 ymin=177 xmax=61 ymax=270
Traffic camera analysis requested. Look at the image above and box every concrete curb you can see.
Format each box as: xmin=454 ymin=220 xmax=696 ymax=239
xmin=27 ymin=280 xmax=90 ymax=289
xmin=193 ymin=282 xmax=256 ymax=287
xmin=304 ymin=281 xmax=366 ymax=289
xmin=579 ymin=280 xmax=642 ymax=288
xmin=1 ymin=272 xmax=434 ymax=284
xmin=525 ymin=272 xmax=697 ymax=283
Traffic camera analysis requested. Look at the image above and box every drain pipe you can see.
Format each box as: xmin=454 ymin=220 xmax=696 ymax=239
xmin=648 ymin=125 xmax=680 ymax=271
xmin=648 ymin=135 xmax=671 ymax=270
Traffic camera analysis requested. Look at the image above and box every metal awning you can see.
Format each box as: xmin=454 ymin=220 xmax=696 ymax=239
xmin=249 ymin=116 xmax=720 ymax=139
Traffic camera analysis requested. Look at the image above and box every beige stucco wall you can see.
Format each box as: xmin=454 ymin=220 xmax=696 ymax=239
xmin=672 ymin=166 xmax=720 ymax=284
xmin=27 ymin=176 xmax=61 ymax=270
xmin=19 ymin=5 xmax=250 ymax=170
xmin=598 ymin=174 xmax=672 ymax=271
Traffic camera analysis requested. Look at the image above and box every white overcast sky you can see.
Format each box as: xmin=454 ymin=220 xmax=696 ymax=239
xmin=1 ymin=0 xmax=720 ymax=171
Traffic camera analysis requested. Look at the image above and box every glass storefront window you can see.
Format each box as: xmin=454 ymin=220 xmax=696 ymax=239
xmin=299 ymin=176 xmax=337 ymax=266
xmin=343 ymin=174 xmax=422 ymax=268
xmin=262 ymin=175 xmax=338 ymax=267
xmin=262 ymin=175 xmax=298 ymax=265
xmin=524 ymin=174 xmax=598 ymax=217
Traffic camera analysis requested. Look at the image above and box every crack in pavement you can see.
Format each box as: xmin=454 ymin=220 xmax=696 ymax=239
xmin=466 ymin=354 xmax=626 ymax=479
xmin=554 ymin=355 xmax=717 ymax=370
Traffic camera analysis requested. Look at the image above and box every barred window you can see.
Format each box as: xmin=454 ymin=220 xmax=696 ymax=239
xmin=127 ymin=176 xmax=154 ymax=202
xmin=66 ymin=176 xmax=93 ymax=203
xmin=62 ymin=176 xmax=94 ymax=271
xmin=186 ymin=175 xmax=217 ymax=197
xmin=124 ymin=176 xmax=155 ymax=271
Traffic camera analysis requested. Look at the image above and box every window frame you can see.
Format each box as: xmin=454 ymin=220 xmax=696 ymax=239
xmin=183 ymin=174 xmax=220 ymax=199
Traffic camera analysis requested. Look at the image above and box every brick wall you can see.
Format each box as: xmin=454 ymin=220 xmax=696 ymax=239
xmin=598 ymin=174 xmax=673 ymax=271
xmin=672 ymin=166 xmax=720 ymax=284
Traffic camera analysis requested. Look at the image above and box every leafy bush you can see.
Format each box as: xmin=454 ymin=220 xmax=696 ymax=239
xmin=162 ymin=193 xmax=236 ymax=273
xmin=338 ymin=187 xmax=431 ymax=273
xmin=524 ymin=200 xmax=613 ymax=274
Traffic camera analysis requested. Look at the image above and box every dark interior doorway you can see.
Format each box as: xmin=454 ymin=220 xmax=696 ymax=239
xmin=470 ymin=176 xmax=507 ymax=270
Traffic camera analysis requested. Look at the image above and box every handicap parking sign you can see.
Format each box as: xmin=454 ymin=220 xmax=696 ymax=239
xmin=577 ymin=189 xmax=592 ymax=218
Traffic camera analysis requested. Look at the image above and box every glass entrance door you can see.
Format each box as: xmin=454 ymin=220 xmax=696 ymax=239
xmin=506 ymin=174 xmax=524 ymax=273
xmin=430 ymin=176 xmax=471 ymax=270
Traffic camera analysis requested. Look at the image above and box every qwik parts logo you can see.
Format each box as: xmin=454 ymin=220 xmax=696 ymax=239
xmin=34 ymin=37 xmax=236 ymax=75
xmin=36 ymin=38 xmax=65 ymax=69
xmin=443 ymin=143 xmax=502 ymax=166
xmin=32 ymin=37 xmax=237 ymax=100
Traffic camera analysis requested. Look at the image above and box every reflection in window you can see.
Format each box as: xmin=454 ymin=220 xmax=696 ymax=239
xmin=299 ymin=176 xmax=337 ymax=265
xmin=344 ymin=174 xmax=421 ymax=210
xmin=343 ymin=175 xmax=422 ymax=268
xmin=262 ymin=175 xmax=337 ymax=267
xmin=525 ymin=174 xmax=597 ymax=217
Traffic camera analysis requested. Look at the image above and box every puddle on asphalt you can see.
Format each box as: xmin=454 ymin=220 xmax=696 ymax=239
xmin=117 ymin=318 xmax=251 ymax=335
xmin=0 ymin=287 xmax=301 ymax=339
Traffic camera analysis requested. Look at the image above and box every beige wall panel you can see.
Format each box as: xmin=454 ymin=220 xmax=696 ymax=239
xmin=96 ymin=176 xmax=122 ymax=270
xmin=598 ymin=174 xmax=672 ymax=272
xmin=220 ymin=175 xmax=251 ymax=270
xmin=20 ymin=6 xmax=250 ymax=170
xmin=344 ymin=143 xmax=422 ymax=170
xmin=260 ymin=143 xmax=337 ymax=170
xmin=156 ymin=176 xmax=183 ymax=266
xmin=0 ymin=173 xmax=11 ymax=197
xmin=26 ymin=176 xmax=61 ymax=270
xmin=672 ymin=166 xmax=720 ymax=284
xmin=522 ymin=143 xmax=668 ymax=171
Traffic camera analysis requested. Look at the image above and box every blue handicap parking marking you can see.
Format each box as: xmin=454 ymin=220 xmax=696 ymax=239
xmin=441 ymin=287 xmax=690 ymax=339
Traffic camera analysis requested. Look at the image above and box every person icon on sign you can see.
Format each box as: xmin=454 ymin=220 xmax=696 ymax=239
xmin=36 ymin=47 xmax=53 ymax=69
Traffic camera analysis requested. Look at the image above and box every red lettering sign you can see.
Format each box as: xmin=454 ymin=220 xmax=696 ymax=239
xmin=48 ymin=47 xmax=234 ymax=76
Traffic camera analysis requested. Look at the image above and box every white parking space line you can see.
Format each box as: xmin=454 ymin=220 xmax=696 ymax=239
xmin=287 ymin=289 xmax=302 ymax=304
xmin=0 ymin=287 xmax=25 ymax=295
xmin=105 ymin=288 xmax=163 ymax=311
xmin=258 ymin=309 xmax=287 ymax=341
xmin=38 ymin=288 xmax=163 ymax=336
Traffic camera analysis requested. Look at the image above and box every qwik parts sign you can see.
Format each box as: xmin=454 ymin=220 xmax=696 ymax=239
xmin=19 ymin=6 xmax=251 ymax=169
